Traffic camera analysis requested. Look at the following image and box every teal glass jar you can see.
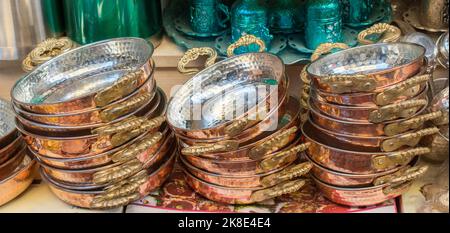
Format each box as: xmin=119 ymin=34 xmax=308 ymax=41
xmin=190 ymin=0 xmax=230 ymax=34
xmin=231 ymin=0 xmax=273 ymax=54
xmin=305 ymin=0 xmax=343 ymax=50
xmin=341 ymin=0 xmax=373 ymax=24
xmin=268 ymin=0 xmax=305 ymax=34
xmin=42 ymin=0 xmax=65 ymax=37
xmin=63 ymin=0 xmax=162 ymax=46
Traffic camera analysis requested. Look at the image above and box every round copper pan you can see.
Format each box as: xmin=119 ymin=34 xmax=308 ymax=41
xmin=179 ymin=98 xmax=302 ymax=161
xmin=310 ymin=93 xmax=429 ymax=124
xmin=182 ymin=165 xmax=307 ymax=205
xmin=41 ymin=149 xmax=176 ymax=209
xmin=0 ymin=145 xmax=27 ymax=180
xmin=0 ymin=136 xmax=23 ymax=164
xmin=301 ymin=120 xmax=431 ymax=174
xmin=0 ymin=98 xmax=17 ymax=147
xmin=307 ymin=43 xmax=425 ymax=93
xmin=36 ymin=130 xmax=175 ymax=185
xmin=31 ymin=126 xmax=172 ymax=170
xmin=17 ymin=89 xmax=168 ymax=159
xmin=312 ymin=165 xmax=428 ymax=207
xmin=310 ymin=75 xmax=429 ymax=107
xmin=13 ymin=76 xmax=157 ymax=129
xmin=176 ymin=94 xmax=290 ymax=146
xmin=11 ymin=38 xmax=155 ymax=115
xmin=180 ymin=153 xmax=312 ymax=188
xmin=308 ymin=118 xmax=439 ymax=150
xmin=308 ymin=102 xmax=442 ymax=137
xmin=168 ymin=53 xmax=287 ymax=140
xmin=306 ymin=153 xmax=419 ymax=187
xmin=0 ymin=155 xmax=37 ymax=206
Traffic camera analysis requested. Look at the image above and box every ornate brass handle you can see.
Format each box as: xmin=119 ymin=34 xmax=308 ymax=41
xmin=374 ymin=165 xmax=428 ymax=195
xmin=372 ymin=147 xmax=431 ymax=170
xmin=109 ymin=116 xmax=166 ymax=147
xmin=357 ymin=23 xmax=402 ymax=45
xmin=249 ymin=126 xmax=298 ymax=160
xmin=376 ymin=74 xmax=430 ymax=106
xmin=250 ymin=179 xmax=306 ymax=203
xmin=381 ymin=127 xmax=439 ymax=152
xmin=93 ymin=116 xmax=165 ymax=136
xmin=368 ymin=99 xmax=428 ymax=123
xmin=177 ymin=47 xmax=218 ymax=75
xmin=224 ymin=117 xmax=259 ymax=137
xmin=320 ymin=74 xmax=377 ymax=94
xmin=94 ymin=69 xmax=146 ymax=107
xmin=111 ymin=132 xmax=163 ymax=163
xmin=181 ymin=140 xmax=239 ymax=156
xmin=91 ymin=193 xmax=141 ymax=209
xmin=310 ymin=43 xmax=349 ymax=62
xmin=259 ymin=142 xmax=311 ymax=172
xmin=96 ymin=170 xmax=148 ymax=201
xmin=226 ymin=34 xmax=266 ymax=57
xmin=384 ymin=111 xmax=443 ymax=136
xmin=260 ymin=162 xmax=313 ymax=188
xmin=99 ymin=92 xmax=153 ymax=122
xmin=22 ymin=37 xmax=74 ymax=72
xmin=93 ymin=159 xmax=144 ymax=185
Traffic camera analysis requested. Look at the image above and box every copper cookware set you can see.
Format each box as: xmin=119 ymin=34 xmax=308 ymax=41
xmin=300 ymin=42 xmax=442 ymax=207
xmin=0 ymin=98 xmax=35 ymax=206
xmin=9 ymin=38 xmax=176 ymax=209
xmin=169 ymin=36 xmax=313 ymax=204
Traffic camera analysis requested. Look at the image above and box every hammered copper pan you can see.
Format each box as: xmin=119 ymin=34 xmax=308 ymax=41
xmin=0 ymin=145 xmax=27 ymax=180
xmin=0 ymin=155 xmax=36 ymax=206
xmin=0 ymin=98 xmax=17 ymax=147
xmin=0 ymin=136 xmax=23 ymax=165
xmin=307 ymin=43 xmax=425 ymax=94
xmin=41 ymin=148 xmax=176 ymax=209
xmin=301 ymin=120 xmax=431 ymax=174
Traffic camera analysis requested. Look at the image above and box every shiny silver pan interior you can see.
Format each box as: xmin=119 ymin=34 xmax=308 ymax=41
xmin=11 ymin=38 xmax=154 ymax=114
xmin=0 ymin=98 xmax=17 ymax=146
xmin=167 ymin=52 xmax=286 ymax=139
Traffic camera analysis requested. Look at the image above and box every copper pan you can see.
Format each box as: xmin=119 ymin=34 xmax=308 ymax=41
xmin=13 ymin=76 xmax=157 ymax=129
xmin=41 ymin=148 xmax=176 ymax=209
xmin=17 ymin=90 xmax=168 ymax=159
xmin=0 ymin=145 xmax=27 ymax=180
xmin=312 ymin=165 xmax=428 ymax=207
xmin=11 ymin=38 xmax=155 ymax=114
xmin=0 ymin=98 xmax=17 ymax=146
xmin=301 ymin=120 xmax=431 ymax=174
xmin=179 ymin=98 xmax=302 ymax=161
xmin=36 ymin=130 xmax=174 ymax=185
xmin=182 ymin=165 xmax=307 ymax=205
xmin=309 ymin=102 xmax=443 ymax=137
xmin=308 ymin=118 xmax=439 ymax=150
xmin=0 ymin=155 xmax=37 ymax=206
xmin=306 ymin=153 xmax=420 ymax=187
xmin=168 ymin=52 xmax=287 ymax=140
xmin=176 ymin=94 xmax=290 ymax=146
xmin=180 ymin=153 xmax=312 ymax=188
xmin=307 ymin=43 xmax=425 ymax=94
xmin=310 ymin=74 xmax=430 ymax=107
xmin=0 ymin=136 xmax=23 ymax=164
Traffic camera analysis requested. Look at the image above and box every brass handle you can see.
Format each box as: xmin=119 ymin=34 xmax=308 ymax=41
xmin=94 ymin=69 xmax=146 ymax=107
xmin=91 ymin=193 xmax=141 ymax=209
xmin=357 ymin=23 xmax=402 ymax=45
xmin=259 ymin=142 xmax=311 ymax=172
xmin=177 ymin=47 xmax=218 ymax=75
xmin=310 ymin=43 xmax=349 ymax=62
xmin=381 ymin=127 xmax=439 ymax=152
xmin=320 ymin=74 xmax=377 ymax=94
xmin=94 ymin=116 xmax=165 ymax=136
xmin=224 ymin=117 xmax=259 ymax=137
xmin=376 ymin=74 xmax=430 ymax=106
xmin=93 ymin=159 xmax=144 ymax=185
xmin=300 ymin=66 xmax=311 ymax=85
xmin=369 ymin=99 xmax=428 ymax=123
xmin=226 ymin=34 xmax=266 ymax=57
xmin=96 ymin=170 xmax=148 ymax=201
xmin=249 ymin=126 xmax=298 ymax=160
xmin=374 ymin=165 xmax=428 ymax=187
xmin=260 ymin=162 xmax=313 ymax=188
xmin=22 ymin=37 xmax=73 ymax=72
xmin=300 ymin=97 xmax=309 ymax=110
xmin=250 ymin=179 xmax=306 ymax=203
xmin=384 ymin=111 xmax=443 ymax=136
xmin=181 ymin=140 xmax=239 ymax=156
xmin=99 ymin=92 xmax=152 ymax=122
xmin=109 ymin=116 xmax=166 ymax=147
xmin=111 ymin=132 xmax=163 ymax=163
xmin=382 ymin=181 xmax=413 ymax=195
xmin=372 ymin=147 xmax=431 ymax=170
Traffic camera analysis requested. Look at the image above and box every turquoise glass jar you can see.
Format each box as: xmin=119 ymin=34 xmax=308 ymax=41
xmin=189 ymin=0 xmax=230 ymax=34
xmin=268 ymin=0 xmax=305 ymax=34
xmin=341 ymin=0 xmax=373 ymax=24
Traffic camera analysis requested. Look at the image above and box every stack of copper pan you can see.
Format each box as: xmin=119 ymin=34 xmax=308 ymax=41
xmin=1 ymin=98 xmax=36 ymax=206
xmin=10 ymin=38 xmax=176 ymax=209
xmin=301 ymin=42 xmax=443 ymax=207
xmin=168 ymin=52 xmax=312 ymax=205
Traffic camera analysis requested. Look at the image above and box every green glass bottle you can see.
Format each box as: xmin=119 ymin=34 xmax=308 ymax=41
xmin=63 ymin=0 xmax=162 ymax=45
